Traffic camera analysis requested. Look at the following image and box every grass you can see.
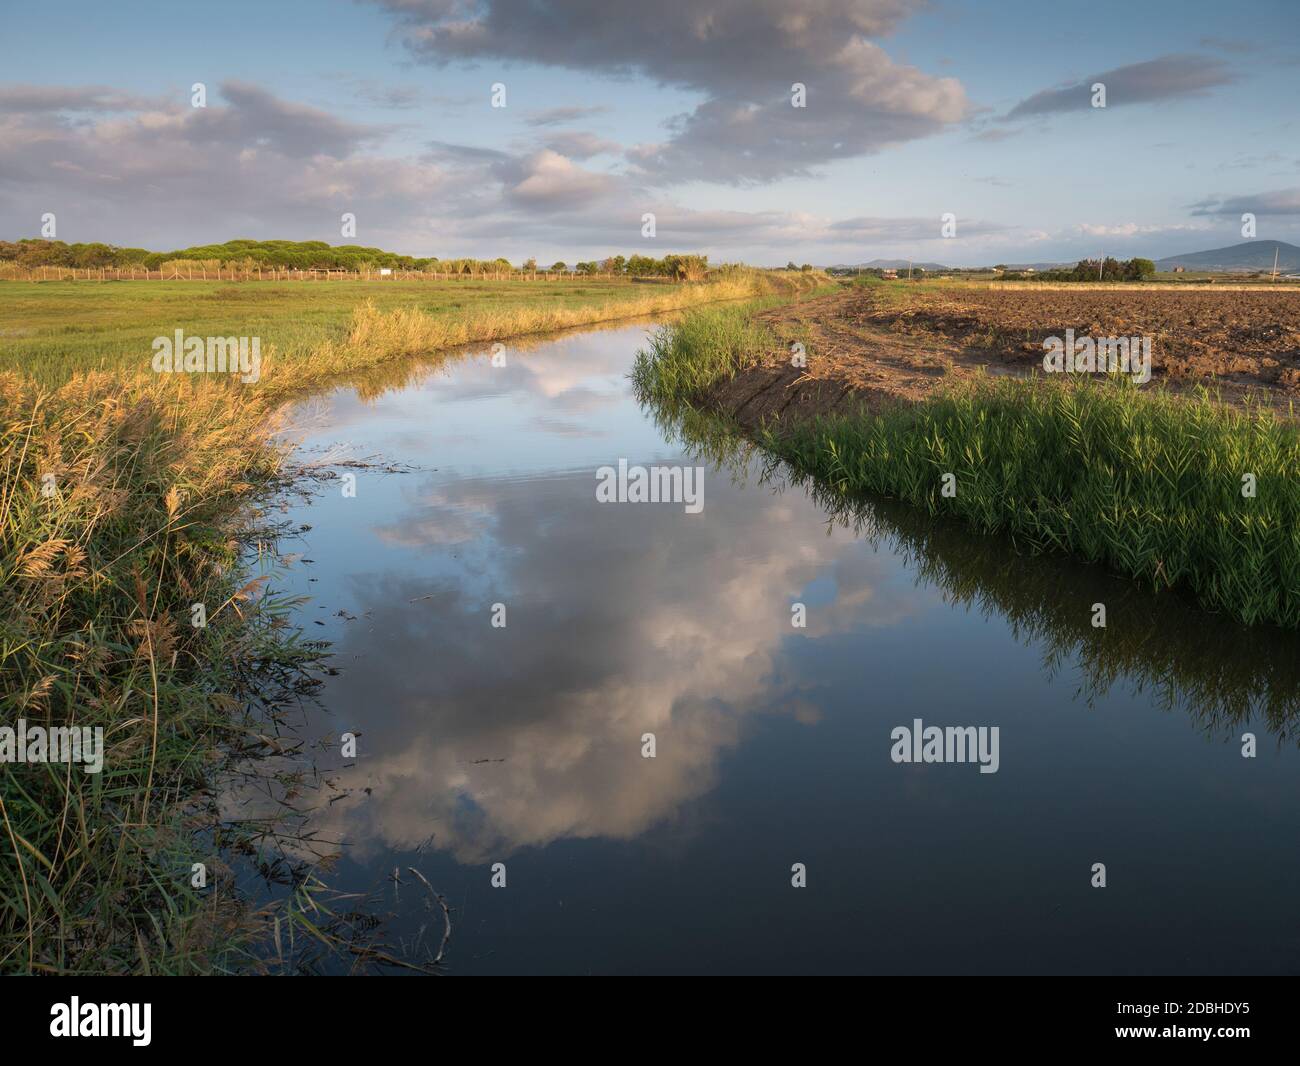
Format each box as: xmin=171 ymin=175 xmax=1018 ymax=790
xmin=0 ymin=370 xmax=316 ymax=972
xmin=633 ymin=303 xmax=1300 ymax=628
xmin=631 ymin=300 xmax=776 ymax=401
xmin=0 ymin=269 xmax=815 ymax=973
xmin=283 ymin=275 xmax=771 ymax=394
xmin=0 ymin=275 xmax=765 ymax=390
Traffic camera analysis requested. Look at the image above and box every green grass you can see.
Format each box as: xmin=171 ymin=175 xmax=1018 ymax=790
xmin=631 ymin=300 xmax=777 ymax=401
xmin=627 ymin=279 xmax=839 ymax=400
xmin=0 ymin=277 xmax=687 ymax=388
xmin=634 ymin=303 xmax=1300 ymax=628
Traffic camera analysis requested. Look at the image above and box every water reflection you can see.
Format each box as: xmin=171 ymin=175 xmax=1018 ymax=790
xmin=261 ymin=320 xmax=1300 ymax=974
xmin=298 ymin=462 xmax=921 ymax=864
xmin=650 ymin=399 xmax=1300 ymax=742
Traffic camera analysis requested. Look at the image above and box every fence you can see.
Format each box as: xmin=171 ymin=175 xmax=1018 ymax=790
xmin=0 ymin=264 xmax=631 ymax=283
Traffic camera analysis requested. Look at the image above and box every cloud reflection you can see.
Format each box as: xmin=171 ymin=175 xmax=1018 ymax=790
xmin=307 ymin=463 xmax=917 ymax=864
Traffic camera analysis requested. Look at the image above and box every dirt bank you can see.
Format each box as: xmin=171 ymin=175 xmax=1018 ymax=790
xmin=700 ymin=285 xmax=1300 ymax=432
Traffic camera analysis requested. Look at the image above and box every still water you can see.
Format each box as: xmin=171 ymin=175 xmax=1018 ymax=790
xmin=269 ymin=320 xmax=1300 ymax=975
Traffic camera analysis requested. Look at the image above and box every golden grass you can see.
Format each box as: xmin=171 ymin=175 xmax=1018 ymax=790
xmin=267 ymin=274 xmax=768 ymax=392
xmin=0 ymin=368 xmax=287 ymax=973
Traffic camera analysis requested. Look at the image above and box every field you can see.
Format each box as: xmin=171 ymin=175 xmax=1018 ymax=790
xmin=859 ymin=284 xmax=1300 ymax=393
xmin=0 ymin=276 xmax=756 ymax=389
xmin=692 ymin=282 xmax=1300 ymax=425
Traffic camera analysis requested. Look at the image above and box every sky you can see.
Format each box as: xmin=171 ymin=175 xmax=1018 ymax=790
xmin=1 ymin=0 xmax=1297 ymax=266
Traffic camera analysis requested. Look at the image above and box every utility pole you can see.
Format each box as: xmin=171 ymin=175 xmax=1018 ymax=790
xmin=908 ymin=259 xmax=913 ymax=281
xmin=1272 ymin=246 xmax=1279 ymax=282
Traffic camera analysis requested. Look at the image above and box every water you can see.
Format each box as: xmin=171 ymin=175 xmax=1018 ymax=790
xmin=267 ymin=320 xmax=1300 ymax=975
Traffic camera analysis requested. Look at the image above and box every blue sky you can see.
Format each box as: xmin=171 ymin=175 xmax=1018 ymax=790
xmin=2 ymin=0 xmax=1297 ymax=265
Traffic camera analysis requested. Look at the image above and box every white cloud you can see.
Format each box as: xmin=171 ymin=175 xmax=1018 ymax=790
xmin=371 ymin=0 xmax=968 ymax=183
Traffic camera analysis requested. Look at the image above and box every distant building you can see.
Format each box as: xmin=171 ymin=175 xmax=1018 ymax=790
xmin=1172 ymin=266 xmax=1186 ymax=273
xmin=881 ymin=268 xmax=898 ymax=279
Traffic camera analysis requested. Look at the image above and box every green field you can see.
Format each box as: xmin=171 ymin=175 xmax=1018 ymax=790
xmin=0 ymin=277 xmax=696 ymax=387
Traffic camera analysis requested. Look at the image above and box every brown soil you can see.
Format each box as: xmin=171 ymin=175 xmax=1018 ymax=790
xmin=702 ymin=285 xmax=1300 ymax=432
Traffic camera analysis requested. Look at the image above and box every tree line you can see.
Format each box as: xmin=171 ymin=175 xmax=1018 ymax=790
xmin=1021 ymin=257 xmax=1156 ymax=282
xmin=0 ymin=239 xmax=710 ymax=278
xmin=545 ymin=254 xmax=708 ymax=280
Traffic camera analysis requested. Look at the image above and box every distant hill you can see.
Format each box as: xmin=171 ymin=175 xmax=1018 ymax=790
xmin=863 ymin=258 xmax=948 ymax=271
xmin=827 ymin=243 xmax=1300 ymax=275
xmin=830 ymin=259 xmax=1076 ymax=272
xmin=1156 ymin=240 xmax=1300 ymax=273
xmin=829 ymin=259 xmax=949 ymax=271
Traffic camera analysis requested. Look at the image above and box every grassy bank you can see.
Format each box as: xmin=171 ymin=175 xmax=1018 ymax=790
xmin=0 ymin=371 xmax=311 ymax=972
xmin=634 ymin=303 xmax=1300 ymax=628
xmin=1 ymin=270 xmax=808 ymax=972
xmin=0 ymin=274 xmax=781 ymax=390
xmin=630 ymin=299 xmax=777 ymax=401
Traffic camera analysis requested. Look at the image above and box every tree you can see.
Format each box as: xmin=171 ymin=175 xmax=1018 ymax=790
xmin=551 ymin=261 xmax=567 ymax=272
xmin=626 ymin=254 xmax=656 ymax=277
xmin=800 ymin=263 xmax=812 ymax=272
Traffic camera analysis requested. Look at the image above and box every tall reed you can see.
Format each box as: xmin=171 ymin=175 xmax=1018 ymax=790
xmin=0 ymin=370 xmax=313 ymax=972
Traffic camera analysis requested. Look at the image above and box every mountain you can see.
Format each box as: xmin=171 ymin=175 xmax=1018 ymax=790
xmin=1155 ymin=240 xmax=1300 ymax=273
